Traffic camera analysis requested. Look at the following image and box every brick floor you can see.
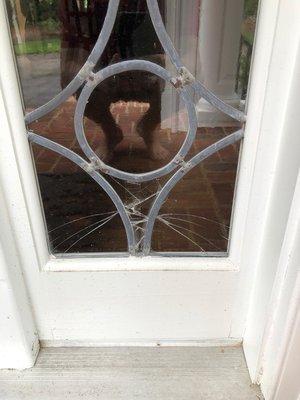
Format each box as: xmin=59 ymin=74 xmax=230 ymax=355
xmin=29 ymin=99 xmax=241 ymax=254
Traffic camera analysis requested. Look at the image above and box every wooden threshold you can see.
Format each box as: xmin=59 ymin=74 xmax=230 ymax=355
xmin=0 ymin=346 xmax=263 ymax=399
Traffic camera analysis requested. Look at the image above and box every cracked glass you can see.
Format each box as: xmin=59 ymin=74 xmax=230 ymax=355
xmin=7 ymin=0 xmax=258 ymax=256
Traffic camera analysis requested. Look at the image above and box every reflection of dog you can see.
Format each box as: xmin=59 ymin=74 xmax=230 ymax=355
xmin=60 ymin=0 xmax=168 ymax=161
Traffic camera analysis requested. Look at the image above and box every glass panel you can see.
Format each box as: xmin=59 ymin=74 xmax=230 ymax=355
xmin=6 ymin=0 xmax=258 ymax=256
xmin=151 ymin=128 xmax=240 ymax=254
xmin=33 ymin=144 xmax=128 ymax=253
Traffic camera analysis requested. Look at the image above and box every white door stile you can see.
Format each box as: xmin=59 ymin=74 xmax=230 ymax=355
xmin=0 ymin=91 xmax=39 ymax=368
xmin=0 ymin=0 xmax=49 ymax=271
xmin=272 ymin=283 xmax=300 ymax=400
xmin=0 ymin=181 xmax=39 ymax=369
xmin=0 ymin=0 xmax=45 ymax=368
xmin=224 ymin=0 xmax=281 ymax=338
xmin=258 ymin=171 xmax=300 ymax=399
xmin=241 ymin=0 xmax=300 ymax=383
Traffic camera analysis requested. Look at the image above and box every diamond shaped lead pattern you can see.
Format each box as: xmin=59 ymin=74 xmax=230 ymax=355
xmin=27 ymin=0 xmax=245 ymax=255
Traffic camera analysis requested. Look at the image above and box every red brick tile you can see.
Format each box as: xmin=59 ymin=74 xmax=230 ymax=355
xmin=30 ymin=98 xmax=242 ymax=253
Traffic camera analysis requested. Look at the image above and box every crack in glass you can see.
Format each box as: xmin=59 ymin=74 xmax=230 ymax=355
xmin=26 ymin=0 xmax=245 ymax=256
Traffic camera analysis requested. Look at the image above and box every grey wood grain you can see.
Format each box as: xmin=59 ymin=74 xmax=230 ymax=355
xmin=0 ymin=347 xmax=263 ymax=400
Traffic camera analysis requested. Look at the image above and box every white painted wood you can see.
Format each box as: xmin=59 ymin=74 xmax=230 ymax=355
xmin=241 ymin=0 xmax=300 ymax=381
xmin=273 ymin=297 xmax=300 ymax=400
xmin=0 ymin=5 xmax=41 ymax=366
xmin=45 ymin=256 xmax=236 ymax=272
xmin=40 ymin=338 xmax=241 ymax=348
xmin=0 ymin=347 xmax=263 ymax=400
xmin=0 ymin=179 xmax=39 ymax=369
xmin=0 ymin=0 xmax=287 ymax=351
xmin=228 ymin=0 xmax=281 ymax=338
xmin=255 ymin=172 xmax=300 ymax=399
xmin=0 ymin=0 xmax=43 ymax=368
xmin=32 ymin=270 xmax=240 ymax=342
xmin=0 ymin=0 xmax=49 ymax=273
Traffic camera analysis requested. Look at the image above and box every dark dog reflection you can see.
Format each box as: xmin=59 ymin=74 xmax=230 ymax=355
xmin=59 ymin=0 xmax=168 ymax=161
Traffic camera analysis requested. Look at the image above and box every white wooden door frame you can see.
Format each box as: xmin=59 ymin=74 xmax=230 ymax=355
xmin=0 ymin=4 xmax=299 ymax=395
xmin=272 ymin=278 xmax=300 ymax=400
xmin=258 ymin=172 xmax=300 ymax=400
xmin=241 ymin=0 xmax=300 ymax=390
xmin=0 ymin=177 xmax=39 ymax=369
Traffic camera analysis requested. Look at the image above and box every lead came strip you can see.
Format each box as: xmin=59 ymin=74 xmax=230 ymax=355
xmin=25 ymin=0 xmax=246 ymax=256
